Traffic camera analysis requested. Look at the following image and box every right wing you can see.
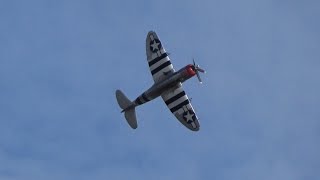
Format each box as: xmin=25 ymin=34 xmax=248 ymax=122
xmin=146 ymin=31 xmax=175 ymax=83
xmin=161 ymin=85 xmax=200 ymax=131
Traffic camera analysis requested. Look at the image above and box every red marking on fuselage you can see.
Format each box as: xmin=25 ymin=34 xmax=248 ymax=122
xmin=186 ymin=64 xmax=196 ymax=77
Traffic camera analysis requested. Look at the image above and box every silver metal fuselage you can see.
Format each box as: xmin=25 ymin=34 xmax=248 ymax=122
xmin=133 ymin=65 xmax=195 ymax=107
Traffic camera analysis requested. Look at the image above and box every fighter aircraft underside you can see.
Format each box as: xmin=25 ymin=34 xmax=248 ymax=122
xmin=116 ymin=31 xmax=205 ymax=131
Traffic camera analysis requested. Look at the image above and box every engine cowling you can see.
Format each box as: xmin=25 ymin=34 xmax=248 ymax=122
xmin=185 ymin=64 xmax=196 ymax=77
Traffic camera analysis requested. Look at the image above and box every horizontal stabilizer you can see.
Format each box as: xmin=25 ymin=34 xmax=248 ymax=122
xmin=116 ymin=90 xmax=131 ymax=109
xmin=115 ymin=89 xmax=138 ymax=129
xmin=124 ymin=107 xmax=137 ymax=129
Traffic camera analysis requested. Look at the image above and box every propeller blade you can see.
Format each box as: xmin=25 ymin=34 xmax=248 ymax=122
xmin=196 ymin=71 xmax=202 ymax=83
xmin=196 ymin=67 xmax=206 ymax=73
xmin=192 ymin=58 xmax=205 ymax=83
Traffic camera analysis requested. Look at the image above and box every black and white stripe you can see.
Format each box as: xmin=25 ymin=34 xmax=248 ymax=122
xmin=134 ymin=93 xmax=150 ymax=105
xmin=163 ymin=89 xmax=190 ymax=113
xmin=165 ymin=91 xmax=186 ymax=105
xmin=134 ymin=97 xmax=143 ymax=105
xmin=151 ymin=61 xmax=172 ymax=75
xmin=141 ymin=93 xmax=149 ymax=102
xmin=148 ymin=52 xmax=172 ymax=76
xmin=148 ymin=53 xmax=168 ymax=67
xmin=170 ymin=99 xmax=189 ymax=113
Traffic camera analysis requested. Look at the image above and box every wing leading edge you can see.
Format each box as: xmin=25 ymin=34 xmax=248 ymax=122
xmin=161 ymin=85 xmax=200 ymax=131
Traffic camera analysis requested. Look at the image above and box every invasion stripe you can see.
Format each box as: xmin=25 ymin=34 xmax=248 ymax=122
xmin=151 ymin=61 xmax=171 ymax=75
xmin=148 ymin=53 xmax=168 ymax=67
xmin=141 ymin=93 xmax=149 ymax=102
xmin=170 ymin=99 xmax=189 ymax=113
xmin=135 ymin=98 xmax=143 ymax=105
xmin=164 ymin=87 xmax=183 ymax=99
xmin=165 ymin=91 xmax=186 ymax=105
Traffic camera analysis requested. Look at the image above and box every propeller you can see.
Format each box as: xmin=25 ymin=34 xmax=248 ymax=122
xmin=192 ymin=59 xmax=206 ymax=83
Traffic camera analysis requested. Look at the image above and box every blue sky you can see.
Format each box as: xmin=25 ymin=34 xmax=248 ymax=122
xmin=1 ymin=0 xmax=319 ymax=179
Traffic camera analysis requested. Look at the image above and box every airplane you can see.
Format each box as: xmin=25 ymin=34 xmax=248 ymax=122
xmin=115 ymin=31 xmax=205 ymax=131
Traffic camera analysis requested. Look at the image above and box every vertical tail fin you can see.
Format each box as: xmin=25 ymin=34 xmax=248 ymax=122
xmin=115 ymin=90 xmax=137 ymax=129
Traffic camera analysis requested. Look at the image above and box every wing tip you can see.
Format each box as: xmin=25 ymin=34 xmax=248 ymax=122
xmin=192 ymin=127 xmax=200 ymax=131
xmin=147 ymin=30 xmax=158 ymax=39
xmin=148 ymin=30 xmax=156 ymax=34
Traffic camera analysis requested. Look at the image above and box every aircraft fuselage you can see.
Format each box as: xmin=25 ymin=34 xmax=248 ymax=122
xmin=133 ymin=64 xmax=196 ymax=106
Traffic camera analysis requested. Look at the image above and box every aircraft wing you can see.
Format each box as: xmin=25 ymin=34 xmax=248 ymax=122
xmin=146 ymin=31 xmax=175 ymax=83
xmin=161 ymin=85 xmax=200 ymax=131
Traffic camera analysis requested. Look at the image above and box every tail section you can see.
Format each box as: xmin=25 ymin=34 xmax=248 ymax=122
xmin=115 ymin=90 xmax=137 ymax=129
xmin=124 ymin=107 xmax=137 ymax=129
xmin=115 ymin=89 xmax=132 ymax=109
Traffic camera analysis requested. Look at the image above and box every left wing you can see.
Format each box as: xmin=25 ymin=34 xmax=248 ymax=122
xmin=146 ymin=31 xmax=175 ymax=83
xmin=161 ymin=85 xmax=200 ymax=131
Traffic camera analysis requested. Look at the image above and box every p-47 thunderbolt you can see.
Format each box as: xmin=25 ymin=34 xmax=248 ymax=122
xmin=116 ymin=31 xmax=205 ymax=131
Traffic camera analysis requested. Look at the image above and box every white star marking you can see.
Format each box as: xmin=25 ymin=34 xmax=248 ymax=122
xmin=184 ymin=111 xmax=194 ymax=123
xmin=151 ymin=41 xmax=160 ymax=51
